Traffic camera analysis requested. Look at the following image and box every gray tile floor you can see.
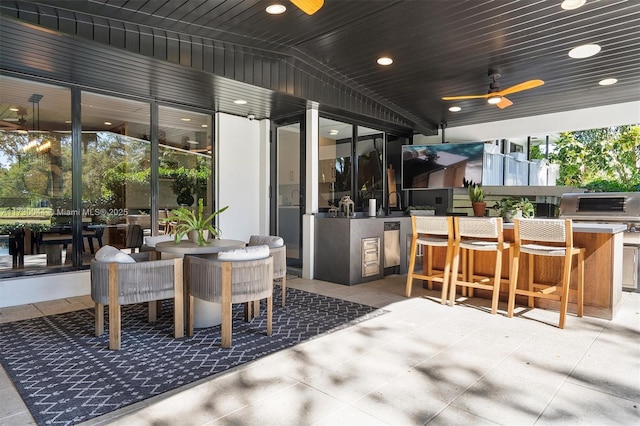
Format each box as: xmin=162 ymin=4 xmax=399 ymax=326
xmin=1 ymin=275 xmax=639 ymax=425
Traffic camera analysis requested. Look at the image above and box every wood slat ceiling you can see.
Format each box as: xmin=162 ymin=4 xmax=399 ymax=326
xmin=1 ymin=0 xmax=639 ymax=135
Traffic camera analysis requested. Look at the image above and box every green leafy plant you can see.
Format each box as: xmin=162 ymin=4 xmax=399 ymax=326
xmin=468 ymin=184 xmax=485 ymax=203
xmin=163 ymin=198 xmax=229 ymax=246
xmin=493 ymin=197 xmax=534 ymax=220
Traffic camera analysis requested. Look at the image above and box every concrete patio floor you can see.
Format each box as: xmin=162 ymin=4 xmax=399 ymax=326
xmin=1 ymin=274 xmax=638 ymax=425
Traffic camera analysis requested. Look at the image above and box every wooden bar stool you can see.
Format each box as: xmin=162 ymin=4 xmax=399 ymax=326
xmin=507 ymin=218 xmax=585 ymax=329
xmin=405 ymin=215 xmax=454 ymax=303
xmin=449 ymin=217 xmax=510 ymax=314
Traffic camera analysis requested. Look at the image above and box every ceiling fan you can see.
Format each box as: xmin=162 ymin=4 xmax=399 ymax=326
xmin=2 ymin=106 xmax=28 ymax=126
xmin=290 ymin=0 xmax=324 ymax=15
xmin=442 ymin=70 xmax=544 ymax=109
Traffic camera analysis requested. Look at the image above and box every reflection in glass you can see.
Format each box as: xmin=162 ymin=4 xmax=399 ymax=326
xmin=81 ymin=93 xmax=150 ymax=258
xmin=356 ymin=126 xmax=384 ymax=210
xmin=276 ymin=123 xmax=301 ymax=265
xmin=158 ymin=105 xmax=212 ymax=220
xmin=318 ymin=118 xmax=352 ymax=209
xmin=0 ymin=76 xmax=71 ymax=272
xmin=386 ymin=134 xmax=408 ymax=209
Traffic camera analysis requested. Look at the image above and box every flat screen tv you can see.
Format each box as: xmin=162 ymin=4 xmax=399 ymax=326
xmin=401 ymin=142 xmax=485 ymax=189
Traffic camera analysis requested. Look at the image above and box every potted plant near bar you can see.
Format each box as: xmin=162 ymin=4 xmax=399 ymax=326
xmin=493 ymin=197 xmax=535 ymax=222
xmin=468 ymin=184 xmax=486 ymax=217
xmin=163 ymin=198 xmax=229 ymax=246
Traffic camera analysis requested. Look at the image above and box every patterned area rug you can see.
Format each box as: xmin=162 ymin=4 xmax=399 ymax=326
xmin=0 ymin=286 xmax=385 ymax=426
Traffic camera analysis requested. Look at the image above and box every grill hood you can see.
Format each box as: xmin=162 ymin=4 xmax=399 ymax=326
xmin=559 ymin=192 xmax=640 ymax=223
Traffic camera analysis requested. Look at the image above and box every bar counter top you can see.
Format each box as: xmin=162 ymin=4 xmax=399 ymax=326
xmin=502 ymin=221 xmax=628 ymax=234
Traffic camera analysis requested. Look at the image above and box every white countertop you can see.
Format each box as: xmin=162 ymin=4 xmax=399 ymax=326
xmin=502 ymin=222 xmax=627 ymax=234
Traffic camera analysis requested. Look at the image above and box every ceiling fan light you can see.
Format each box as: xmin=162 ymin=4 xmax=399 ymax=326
xmin=487 ymin=95 xmax=502 ymax=105
xmin=266 ymin=4 xmax=286 ymax=14
xmin=599 ymin=78 xmax=617 ymax=86
xmin=568 ymin=43 xmax=601 ymax=59
xmin=561 ymin=0 xmax=586 ymax=10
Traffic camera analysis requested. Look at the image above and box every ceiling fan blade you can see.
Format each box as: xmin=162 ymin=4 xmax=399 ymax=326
xmin=290 ymin=0 xmax=324 ymax=15
xmin=496 ymin=97 xmax=513 ymax=109
xmin=442 ymin=95 xmax=488 ymax=100
xmin=497 ymin=79 xmax=544 ymax=96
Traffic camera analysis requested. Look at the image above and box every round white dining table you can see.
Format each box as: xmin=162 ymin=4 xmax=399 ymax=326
xmin=155 ymin=239 xmax=246 ymax=328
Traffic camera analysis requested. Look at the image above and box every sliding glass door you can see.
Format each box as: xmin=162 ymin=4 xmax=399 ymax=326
xmin=273 ymin=119 xmax=304 ymax=269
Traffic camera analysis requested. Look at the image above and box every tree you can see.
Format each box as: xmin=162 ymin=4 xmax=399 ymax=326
xmin=549 ymin=125 xmax=640 ymax=191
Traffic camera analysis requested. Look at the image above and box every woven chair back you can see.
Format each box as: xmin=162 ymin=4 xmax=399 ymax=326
xmin=414 ymin=216 xmax=451 ymax=236
xmin=456 ymin=217 xmax=502 ymax=239
xmin=516 ymin=218 xmax=569 ymax=243
xmin=90 ymin=258 xmax=178 ymax=305
xmin=188 ymin=255 xmax=273 ymax=304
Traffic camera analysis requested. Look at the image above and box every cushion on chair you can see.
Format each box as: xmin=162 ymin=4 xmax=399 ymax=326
xmin=94 ymin=245 xmax=136 ymax=263
xmin=218 ymin=244 xmax=270 ymax=261
xmin=248 ymin=235 xmax=284 ymax=248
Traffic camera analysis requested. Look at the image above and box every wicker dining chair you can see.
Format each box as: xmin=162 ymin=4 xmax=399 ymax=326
xmin=248 ymin=235 xmax=287 ymax=306
xmin=186 ymin=245 xmax=274 ymax=348
xmin=90 ymin=245 xmax=184 ymax=350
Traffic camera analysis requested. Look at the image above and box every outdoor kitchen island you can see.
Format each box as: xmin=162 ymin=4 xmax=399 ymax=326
xmin=314 ymin=215 xmax=412 ymax=285
xmin=448 ymin=222 xmax=627 ymax=321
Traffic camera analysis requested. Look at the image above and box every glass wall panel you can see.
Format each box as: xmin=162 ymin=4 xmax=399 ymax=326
xmin=386 ymin=134 xmax=408 ymax=211
xmin=81 ymin=92 xmax=151 ymax=257
xmin=356 ymin=126 xmax=384 ymax=211
xmin=0 ymin=76 xmax=71 ymax=272
xmin=482 ymin=143 xmax=504 ymax=185
xmin=158 ymin=105 xmax=213 ymax=229
xmin=276 ymin=123 xmax=302 ymax=266
xmin=318 ymin=118 xmax=352 ymax=210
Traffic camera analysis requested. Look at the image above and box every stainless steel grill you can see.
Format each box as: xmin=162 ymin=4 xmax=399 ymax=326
xmin=559 ymin=192 xmax=640 ymax=227
xmin=559 ymin=192 xmax=640 ymax=292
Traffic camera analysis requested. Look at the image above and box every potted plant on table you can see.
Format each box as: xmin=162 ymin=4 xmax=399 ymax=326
xmin=163 ymin=198 xmax=229 ymax=246
xmin=493 ymin=197 xmax=535 ymax=222
xmin=468 ymin=184 xmax=486 ymax=217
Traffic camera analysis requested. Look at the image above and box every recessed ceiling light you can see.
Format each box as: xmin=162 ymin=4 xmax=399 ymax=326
xmin=181 ymin=118 xmax=191 ymax=122
xmin=104 ymin=121 xmax=112 ymax=126
xmin=233 ymin=99 xmax=248 ymax=105
xmin=561 ymin=0 xmax=586 ymax=10
xmin=201 ymin=124 xmax=208 ymax=128
xmin=568 ymin=43 xmax=601 ymax=58
xmin=9 ymin=107 xmax=19 ymax=112
xmin=377 ymin=57 xmax=393 ymax=66
xmin=599 ymin=78 xmax=617 ymax=86
xmin=487 ymin=95 xmax=502 ymax=105
xmin=266 ymin=4 xmax=286 ymax=14
xmin=65 ymin=120 xmax=72 ymax=124
xmin=448 ymin=106 xmax=462 ymax=112
xmin=329 ymin=129 xmax=339 ymax=135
